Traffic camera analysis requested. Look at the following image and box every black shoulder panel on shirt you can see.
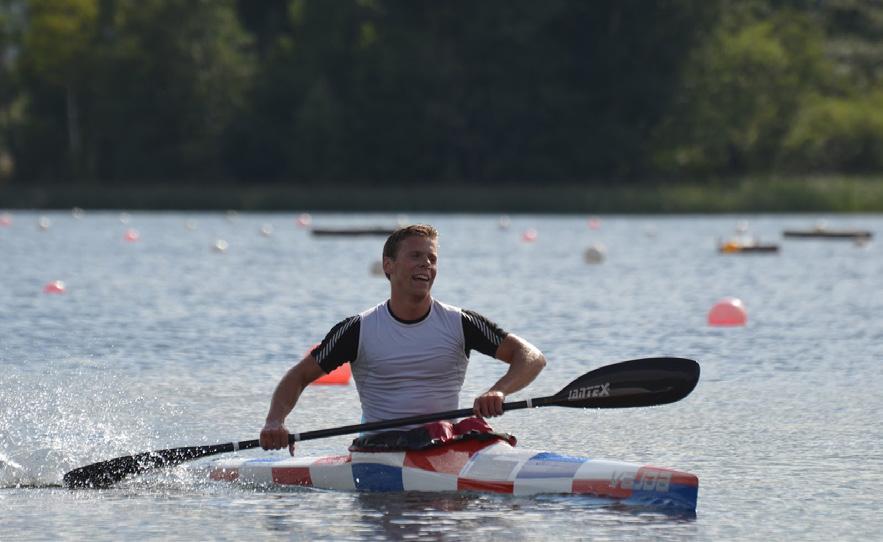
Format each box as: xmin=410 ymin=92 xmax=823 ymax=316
xmin=461 ymin=309 xmax=507 ymax=358
xmin=311 ymin=315 xmax=360 ymax=374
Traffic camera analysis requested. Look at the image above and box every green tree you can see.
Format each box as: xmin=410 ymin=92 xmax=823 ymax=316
xmin=17 ymin=0 xmax=97 ymax=178
xmin=0 ymin=1 xmax=23 ymax=181
xmin=652 ymin=6 xmax=832 ymax=175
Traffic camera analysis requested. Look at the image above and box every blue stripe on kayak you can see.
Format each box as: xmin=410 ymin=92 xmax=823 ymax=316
xmin=352 ymin=463 xmax=404 ymax=491
xmin=517 ymin=452 xmax=587 ymax=479
xmin=629 ymin=483 xmax=698 ymax=510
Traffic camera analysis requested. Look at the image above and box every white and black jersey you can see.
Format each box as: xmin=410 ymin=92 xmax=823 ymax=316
xmin=310 ymin=299 xmax=507 ymax=426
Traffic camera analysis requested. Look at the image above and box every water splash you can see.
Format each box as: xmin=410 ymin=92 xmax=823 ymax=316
xmin=0 ymin=359 xmax=177 ymax=488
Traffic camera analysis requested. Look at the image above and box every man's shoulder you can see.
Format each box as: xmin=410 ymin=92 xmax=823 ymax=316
xmin=433 ymin=298 xmax=464 ymax=315
xmin=358 ymin=301 xmax=387 ymax=319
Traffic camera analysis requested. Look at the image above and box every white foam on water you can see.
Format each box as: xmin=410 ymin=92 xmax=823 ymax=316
xmin=1 ymin=357 xmax=182 ymax=488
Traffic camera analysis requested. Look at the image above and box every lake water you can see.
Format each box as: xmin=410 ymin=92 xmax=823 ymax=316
xmin=1 ymin=211 xmax=881 ymax=541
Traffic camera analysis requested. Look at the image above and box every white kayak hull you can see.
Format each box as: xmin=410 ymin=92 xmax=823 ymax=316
xmin=207 ymin=438 xmax=698 ymax=510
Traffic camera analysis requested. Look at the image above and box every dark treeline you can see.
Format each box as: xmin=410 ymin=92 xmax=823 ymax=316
xmin=0 ymin=0 xmax=881 ymax=189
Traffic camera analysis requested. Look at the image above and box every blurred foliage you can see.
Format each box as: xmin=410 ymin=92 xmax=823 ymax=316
xmin=0 ymin=0 xmax=882 ymax=188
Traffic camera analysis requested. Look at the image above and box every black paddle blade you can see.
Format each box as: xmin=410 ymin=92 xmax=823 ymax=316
xmin=63 ymin=443 xmax=234 ymax=489
xmin=551 ymin=357 xmax=699 ymax=408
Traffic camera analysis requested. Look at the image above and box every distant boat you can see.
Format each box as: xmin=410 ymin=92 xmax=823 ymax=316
xmin=311 ymin=227 xmax=396 ymax=237
xmin=718 ymin=239 xmax=779 ymax=254
xmin=782 ymin=228 xmax=872 ymax=240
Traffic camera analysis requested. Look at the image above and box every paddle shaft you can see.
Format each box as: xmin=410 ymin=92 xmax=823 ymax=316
xmin=198 ymin=396 xmax=552 ymax=455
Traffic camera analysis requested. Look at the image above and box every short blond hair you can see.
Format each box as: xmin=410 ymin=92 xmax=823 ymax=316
xmin=382 ymin=224 xmax=438 ymax=278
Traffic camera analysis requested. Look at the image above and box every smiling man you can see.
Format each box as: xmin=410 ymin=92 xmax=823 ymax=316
xmin=260 ymin=224 xmax=547 ymax=454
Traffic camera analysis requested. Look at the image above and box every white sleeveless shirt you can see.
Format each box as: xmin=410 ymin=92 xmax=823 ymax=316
xmin=311 ymin=298 xmax=507 ymax=429
xmin=353 ymin=299 xmax=469 ymax=423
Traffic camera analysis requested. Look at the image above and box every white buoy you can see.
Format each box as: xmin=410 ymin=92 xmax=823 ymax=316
xmin=260 ymin=224 xmax=274 ymax=237
xmin=213 ymin=239 xmax=229 ymax=253
xmin=583 ymin=244 xmax=606 ymax=264
xmin=38 ymin=216 xmax=51 ymax=231
xmin=498 ymin=215 xmax=511 ymax=230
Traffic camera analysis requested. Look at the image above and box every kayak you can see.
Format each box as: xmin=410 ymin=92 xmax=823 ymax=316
xmin=206 ymin=437 xmax=698 ymax=511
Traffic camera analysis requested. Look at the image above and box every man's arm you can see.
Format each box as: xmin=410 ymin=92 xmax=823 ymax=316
xmin=473 ymin=333 xmax=546 ymax=418
xmin=260 ymin=355 xmax=326 ymax=452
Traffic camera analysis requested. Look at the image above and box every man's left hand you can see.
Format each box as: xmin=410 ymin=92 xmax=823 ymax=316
xmin=473 ymin=390 xmax=505 ymax=418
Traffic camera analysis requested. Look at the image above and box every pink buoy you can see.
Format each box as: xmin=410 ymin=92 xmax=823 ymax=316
xmin=124 ymin=229 xmax=140 ymax=242
xmin=296 ymin=213 xmax=312 ymax=228
xmin=0 ymin=213 xmax=11 ymax=227
xmin=521 ymin=228 xmax=538 ymax=242
xmin=43 ymin=280 xmax=66 ymax=294
xmin=587 ymin=217 xmax=601 ymax=230
xmin=708 ymin=297 xmax=747 ymax=327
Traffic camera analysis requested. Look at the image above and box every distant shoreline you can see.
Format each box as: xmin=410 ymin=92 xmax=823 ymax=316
xmin=1 ymin=176 xmax=881 ymax=213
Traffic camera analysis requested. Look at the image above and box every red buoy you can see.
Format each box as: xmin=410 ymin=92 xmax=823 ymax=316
xmin=521 ymin=228 xmax=538 ymax=242
xmin=43 ymin=280 xmax=66 ymax=294
xmin=708 ymin=297 xmax=747 ymax=327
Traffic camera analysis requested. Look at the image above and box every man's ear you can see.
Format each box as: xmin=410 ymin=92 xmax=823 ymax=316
xmin=382 ymin=256 xmax=394 ymax=277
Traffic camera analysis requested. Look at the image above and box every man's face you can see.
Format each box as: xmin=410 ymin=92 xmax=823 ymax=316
xmin=383 ymin=235 xmax=438 ymax=298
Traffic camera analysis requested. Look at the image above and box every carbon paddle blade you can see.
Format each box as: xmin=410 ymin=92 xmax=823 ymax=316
xmin=551 ymin=357 xmax=700 ymax=409
xmin=63 ymin=442 xmax=237 ymax=489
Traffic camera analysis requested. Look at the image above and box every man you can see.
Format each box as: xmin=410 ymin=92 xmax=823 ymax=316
xmin=260 ymin=224 xmax=546 ymax=453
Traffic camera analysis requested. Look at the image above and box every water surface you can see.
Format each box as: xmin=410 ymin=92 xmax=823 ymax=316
xmin=2 ymin=211 xmax=881 ymax=540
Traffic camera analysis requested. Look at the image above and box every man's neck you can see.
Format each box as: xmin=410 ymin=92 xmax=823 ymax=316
xmin=387 ymin=293 xmax=432 ymax=322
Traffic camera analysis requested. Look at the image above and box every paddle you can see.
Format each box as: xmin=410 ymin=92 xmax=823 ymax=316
xmin=64 ymin=356 xmax=699 ymax=489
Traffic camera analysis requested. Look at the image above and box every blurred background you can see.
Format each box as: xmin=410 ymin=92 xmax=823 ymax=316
xmin=0 ymin=0 xmax=881 ymax=211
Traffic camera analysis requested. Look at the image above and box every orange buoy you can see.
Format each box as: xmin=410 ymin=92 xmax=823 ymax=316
xmin=0 ymin=213 xmax=11 ymax=226
xmin=315 ymin=362 xmax=352 ymax=385
xmin=708 ymin=297 xmax=747 ymax=327
xmin=296 ymin=213 xmax=312 ymax=228
xmin=43 ymin=280 xmax=66 ymax=294
xmin=124 ymin=229 xmax=140 ymax=242
xmin=305 ymin=343 xmax=352 ymax=385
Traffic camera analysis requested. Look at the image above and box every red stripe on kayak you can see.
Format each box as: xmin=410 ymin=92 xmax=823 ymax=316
xmin=271 ymin=466 xmax=312 ymax=486
xmin=458 ymin=478 xmax=514 ymax=494
xmin=668 ymin=472 xmax=698 ymax=487
xmin=209 ymin=467 xmax=239 ymax=482
xmin=315 ymin=454 xmax=351 ymax=465
xmin=572 ymin=479 xmax=632 ymax=498
xmin=635 ymin=466 xmax=699 ymax=490
xmin=404 ymin=439 xmax=493 ymax=475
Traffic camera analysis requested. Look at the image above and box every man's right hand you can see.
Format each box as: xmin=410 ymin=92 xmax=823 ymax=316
xmin=260 ymin=420 xmax=295 ymax=455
